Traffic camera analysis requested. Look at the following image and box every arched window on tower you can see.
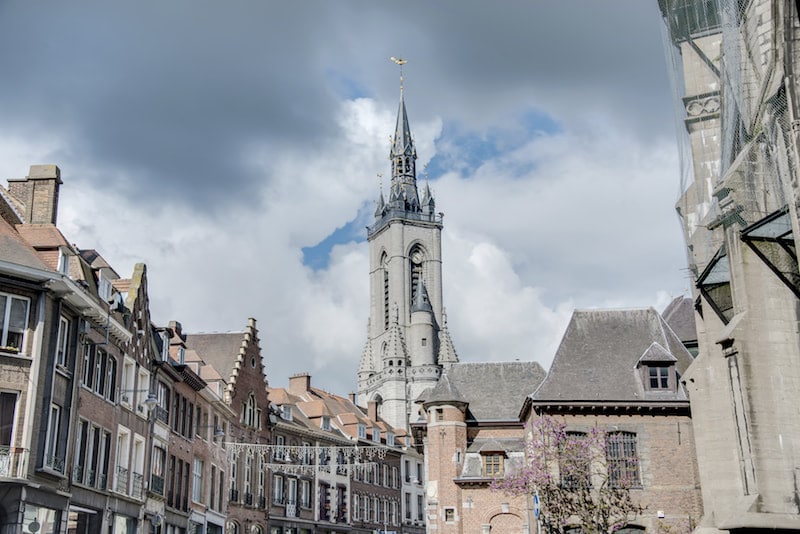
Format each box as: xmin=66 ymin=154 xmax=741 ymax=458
xmin=381 ymin=253 xmax=390 ymax=330
xmin=409 ymin=246 xmax=425 ymax=305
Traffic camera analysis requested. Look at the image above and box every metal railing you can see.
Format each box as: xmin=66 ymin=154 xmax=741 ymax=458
xmin=286 ymin=501 xmax=298 ymax=517
xmin=131 ymin=472 xmax=144 ymax=500
xmin=116 ymin=466 xmax=129 ymax=493
xmin=0 ymin=447 xmax=28 ymax=478
xmin=150 ymin=474 xmax=165 ymax=495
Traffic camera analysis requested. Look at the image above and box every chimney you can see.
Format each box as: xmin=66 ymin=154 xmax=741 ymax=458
xmin=168 ymin=320 xmax=183 ymax=338
xmin=368 ymin=400 xmax=378 ymax=421
xmin=8 ymin=165 xmax=62 ymax=224
xmin=289 ymin=373 xmax=311 ymax=395
xmin=348 ymin=392 xmax=356 ymax=404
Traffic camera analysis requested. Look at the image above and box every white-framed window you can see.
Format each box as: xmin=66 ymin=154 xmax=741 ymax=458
xmin=98 ymin=273 xmax=112 ymax=301
xmin=244 ymin=451 xmax=253 ymax=498
xmin=0 ymin=391 xmax=18 ymax=448
xmin=357 ymin=423 xmax=367 ymax=439
xmin=115 ymin=427 xmax=131 ymax=494
xmin=57 ymin=247 xmax=70 ymax=274
xmin=353 ymin=493 xmax=360 ymax=520
xmin=192 ymin=458 xmax=204 ymax=502
xmin=44 ymin=404 xmax=62 ymax=471
xmin=372 ymin=428 xmax=380 ymax=442
xmin=386 ymin=432 xmax=394 ymax=447
xmin=373 ymin=497 xmax=380 ymax=522
xmin=287 ymin=477 xmax=297 ymax=505
xmin=55 ymin=316 xmax=70 ymax=367
xmin=301 ymin=441 xmax=311 ymax=465
xmin=274 ymin=435 xmax=285 ymax=461
xmin=300 ymin=479 xmax=311 ymax=508
xmin=0 ymin=293 xmax=29 ymax=354
xmin=281 ymin=405 xmax=292 ymax=421
xmin=273 ymin=474 xmax=284 ymax=504
xmin=321 ymin=416 xmax=331 ymax=431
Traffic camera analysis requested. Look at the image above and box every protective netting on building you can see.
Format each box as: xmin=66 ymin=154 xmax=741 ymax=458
xmin=658 ymin=0 xmax=798 ymax=278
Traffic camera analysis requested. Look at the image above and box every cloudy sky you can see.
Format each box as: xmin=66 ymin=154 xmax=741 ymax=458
xmin=0 ymin=1 xmax=689 ymax=395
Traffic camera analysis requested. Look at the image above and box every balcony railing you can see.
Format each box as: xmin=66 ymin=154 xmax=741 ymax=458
xmin=45 ymin=454 xmax=64 ymax=472
xmin=131 ymin=472 xmax=144 ymax=500
xmin=0 ymin=447 xmax=28 ymax=478
xmin=229 ymin=489 xmax=239 ymax=503
xmin=286 ymin=501 xmax=298 ymax=517
xmin=154 ymin=406 xmax=169 ymax=424
xmin=150 ymin=474 xmax=165 ymax=495
xmin=116 ymin=466 xmax=129 ymax=493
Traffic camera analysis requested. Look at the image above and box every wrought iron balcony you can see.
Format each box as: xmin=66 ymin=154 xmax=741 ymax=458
xmin=0 ymin=447 xmax=28 ymax=478
xmin=150 ymin=474 xmax=165 ymax=495
xmin=286 ymin=501 xmax=298 ymax=517
xmin=132 ymin=472 xmax=144 ymax=500
xmin=116 ymin=466 xmax=129 ymax=493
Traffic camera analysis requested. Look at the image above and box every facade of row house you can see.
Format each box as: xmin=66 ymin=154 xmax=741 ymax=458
xmin=268 ymin=373 xmax=423 ymax=534
xmin=186 ymin=320 xmax=273 ymax=534
xmin=0 ymin=166 xmax=244 ymax=534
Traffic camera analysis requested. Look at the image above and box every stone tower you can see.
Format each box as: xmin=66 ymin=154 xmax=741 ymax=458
xmin=357 ymin=83 xmax=458 ymax=431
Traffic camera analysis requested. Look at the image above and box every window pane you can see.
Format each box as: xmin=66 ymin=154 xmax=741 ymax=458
xmin=0 ymin=392 xmax=16 ymax=447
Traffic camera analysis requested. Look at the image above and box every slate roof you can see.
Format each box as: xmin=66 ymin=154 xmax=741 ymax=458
xmin=421 ymin=361 xmax=546 ymax=422
xmin=661 ymin=296 xmax=697 ymax=345
xmin=186 ymin=331 xmax=248 ymax=385
xmin=531 ymin=308 xmax=693 ymax=404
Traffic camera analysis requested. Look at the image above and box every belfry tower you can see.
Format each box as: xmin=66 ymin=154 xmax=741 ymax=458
xmin=357 ymin=65 xmax=458 ymax=431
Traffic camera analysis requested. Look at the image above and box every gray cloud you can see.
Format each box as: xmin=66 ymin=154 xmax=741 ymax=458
xmin=0 ymin=1 xmax=687 ymax=393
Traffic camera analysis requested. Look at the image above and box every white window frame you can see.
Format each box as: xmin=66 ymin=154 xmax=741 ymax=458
xmin=55 ymin=316 xmax=70 ymax=368
xmin=300 ymin=479 xmax=311 ymax=508
xmin=192 ymin=457 xmax=204 ymax=503
xmin=357 ymin=423 xmax=367 ymax=439
xmin=0 ymin=293 xmax=29 ymax=355
xmin=272 ymin=474 xmax=284 ymax=504
xmin=44 ymin=403 xmax=62 ymax=471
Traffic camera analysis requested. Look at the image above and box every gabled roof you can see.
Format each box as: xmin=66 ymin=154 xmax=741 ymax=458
xmin=531 ymin=308 xmax=693 ymax=404
xmin=187 ymin=331 xmax=248 ymax=385
xmin=426 ymin=361 xmax=546 ymax=422
xmin=0 ymin=216 xmax=50 ymax=271
xmin=15 ymin=223 xmax=69 ymax=249
xmin=661 ymin=296 xmax=698 ymax=345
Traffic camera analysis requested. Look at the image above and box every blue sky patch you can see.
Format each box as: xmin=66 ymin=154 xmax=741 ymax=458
xmin=426 ymin=108 xmax=561 ymax=179
xmin=326 ymin=69 xmax=371 ymax=100
xmin=302 ymin=214 xmax=368 ymax=271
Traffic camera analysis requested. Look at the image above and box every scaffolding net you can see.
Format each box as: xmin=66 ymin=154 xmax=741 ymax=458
xmin=658 ymin=0 xmax=799 ymax=286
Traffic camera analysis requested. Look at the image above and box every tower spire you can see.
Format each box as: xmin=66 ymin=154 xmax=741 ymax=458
xmin=388 ymin=56 xmax=419 ymax=212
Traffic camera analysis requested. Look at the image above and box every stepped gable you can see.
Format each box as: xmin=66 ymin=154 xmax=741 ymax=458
xmin=187 ymin=331 xmax=247 ymax=382
xmin=531 ymin=308 xmax=694 ymax=404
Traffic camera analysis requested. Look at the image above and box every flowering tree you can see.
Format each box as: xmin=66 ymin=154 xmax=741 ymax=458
xmin=493 ymin=415 xmax=643 ymax=534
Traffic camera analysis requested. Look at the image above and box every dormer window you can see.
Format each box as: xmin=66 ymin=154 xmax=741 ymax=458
xmin=358 ymin=423 xmax=367 ymax=439
xmin=372 ymin=428 xmax=380 ymax=442
xmin=386 ymin=432 xmax=395 ymax=447
xmin=281 ymin=405 xmax=292 ymax=421
xmin=648 ymin=365 xmax=670 ymax=389
xmin=321 ymin=416 xmax=331 ymax=431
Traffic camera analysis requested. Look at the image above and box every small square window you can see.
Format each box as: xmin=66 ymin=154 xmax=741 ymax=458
xmin=648 ymin=366 xmax=670 ymax=389
xmin=444 ymin=507 xmax=455 ymax=522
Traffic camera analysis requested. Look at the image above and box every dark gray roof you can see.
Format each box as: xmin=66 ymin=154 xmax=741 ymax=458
xmin=420 ymin=372 xmax=467 ymax=406
xmin=443 ymin=361 xmax=546 ymax=421
xmin=532 ymin=308 xmax=693 ymax=404
xmin=186 ymin=331 xmax=246 ymax=384
xmin=661 ymin=296 xmax=697 ymax=344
